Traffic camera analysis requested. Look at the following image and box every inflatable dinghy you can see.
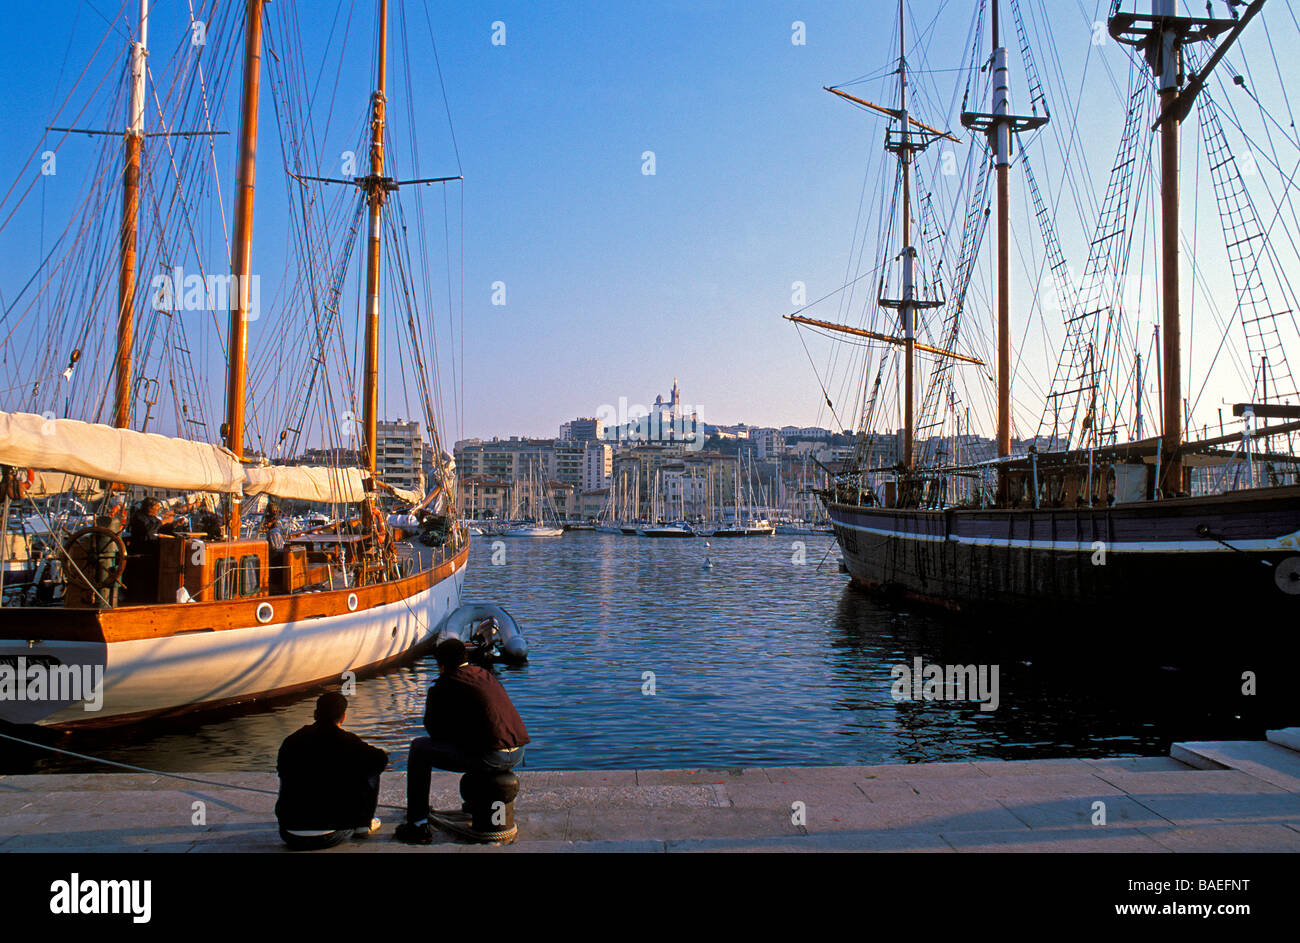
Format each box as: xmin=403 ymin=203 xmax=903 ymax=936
xmin=437 ymin=603 xmax=528 ymax=664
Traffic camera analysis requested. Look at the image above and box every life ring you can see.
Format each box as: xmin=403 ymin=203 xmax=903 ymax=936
xmin=1274 ymin=556 xmax=1300 ymax=596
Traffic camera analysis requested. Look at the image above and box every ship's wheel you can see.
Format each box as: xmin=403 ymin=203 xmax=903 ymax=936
xmin=62 ymin=526 xmax=127 ymax=597
xmin=1274 ymin=556 xmax=1300 ymax=596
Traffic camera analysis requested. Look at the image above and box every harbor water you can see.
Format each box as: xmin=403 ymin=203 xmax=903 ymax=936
xmin=1 ymin=533 xmax=1291 ymax=774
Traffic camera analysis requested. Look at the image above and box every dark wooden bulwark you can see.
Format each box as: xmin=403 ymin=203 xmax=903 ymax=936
xmin=181 ymin=538 xmax=269 ymax=602
xmin=278 ymin=544 xmax=309 ymax=594
xmin=157 ymin=534 xmax=190 ymax=603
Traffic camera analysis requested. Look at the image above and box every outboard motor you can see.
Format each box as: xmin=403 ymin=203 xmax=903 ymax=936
xmin=438 ymin=603 xmax=528 ymax=664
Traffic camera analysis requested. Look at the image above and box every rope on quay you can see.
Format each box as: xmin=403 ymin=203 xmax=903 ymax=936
xmin=0 ymin=729 xmax=412 ymax=813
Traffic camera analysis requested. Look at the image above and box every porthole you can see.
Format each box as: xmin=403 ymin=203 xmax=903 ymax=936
xmin=347 ymin=592 xmax=358 ymax=612
xmin=255 ymin=602 xmax=274 ymax=624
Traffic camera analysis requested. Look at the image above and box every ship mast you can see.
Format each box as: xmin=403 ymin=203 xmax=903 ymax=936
xmin=1109 ymin=0 xmax=1265 ymax=495
xmin=361 ymin=0 xmax=389 ymax=479
xmin=873 ymin=1 xmax=947 ymax=474
xmin=1156 ymin=0 xmax=1182 ymax=493
xmin=992 ymin=4 xmax=1011 ymax=459
xmin=961 ymin=0 xmax=1047 ymax=463
xmin=113 ymin=0 xmax=148 ymax=430
xmin=224 ymin=0 xmax=267 ymax=535
xmin=811 ymin=3 xmax=957 ymax=493
xmin=899 ymin=1 xmax=915 ymax=471
xmin=285 ymin=0 xmax=457 ymax=516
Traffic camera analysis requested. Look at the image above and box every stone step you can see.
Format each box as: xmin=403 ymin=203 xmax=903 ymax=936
xmin=1171 ymin=739 xmax=1300 ymax=792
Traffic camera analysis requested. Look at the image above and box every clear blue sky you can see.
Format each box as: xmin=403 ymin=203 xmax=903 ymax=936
xmin=2 ymin=1 xmax=1296 ymax=449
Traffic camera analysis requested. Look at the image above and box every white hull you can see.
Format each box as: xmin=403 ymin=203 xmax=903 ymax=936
xmin=0 ymin=565 xmax=466 ymax=727
xmin=499 ymin=526 xmax=563 ymax=537
xmin=636 ymin=525 xmax=696 ymax=538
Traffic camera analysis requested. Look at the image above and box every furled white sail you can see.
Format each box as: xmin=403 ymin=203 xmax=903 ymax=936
xmin=374 ymin=479 xmax=423 ymax=505
xmin=27 ymin=472 xmax=106 ymax=498
xmin=2 ymin=411 xmax=423 ymax=505
xmin=0 ymin=411 xmax=245 ymax=492
xmin=242 ymin=464 xmax=367 ymax=503
xmin=388 ymin=485 xmax=424 ymax=505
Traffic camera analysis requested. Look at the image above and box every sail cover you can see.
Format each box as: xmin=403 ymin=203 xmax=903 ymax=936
xmin=0 ymin=411 xmax=246 ymax=492
xmin=26 ymin=472 xmax=106 ymax=498
xmin=3 ymin=411 xmax=415 ymax=504
xmin=243 ymin=464 xmax=367 ymax=503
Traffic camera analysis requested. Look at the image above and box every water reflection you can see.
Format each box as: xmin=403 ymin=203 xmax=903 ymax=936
xmin=2 ymin=533 xmax=1294 ymax=774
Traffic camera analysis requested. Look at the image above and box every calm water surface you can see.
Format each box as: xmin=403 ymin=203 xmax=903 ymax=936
xmin=3 ymin=533 xmax=1293 ymax=774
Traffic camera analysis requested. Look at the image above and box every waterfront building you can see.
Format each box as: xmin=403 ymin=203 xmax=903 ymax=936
xmin=752 ymin=428 xmax=784 ymax=459
xmin=611 ymin=446 xmax=739 ymax=521
xmin=454 ymin=437 xmax=586 ymax=487
xmin=578 ymin=487 xmax=610 ymax=520
xmin=461 ymin=476 xmax=512 ymax=519
xmin=375 ymin=419 xmax=425 ymax=495
xmin=583 ymin=441 xmax=612 ymax=491
xmin=559 ymin=417 xmax=604 ymax=443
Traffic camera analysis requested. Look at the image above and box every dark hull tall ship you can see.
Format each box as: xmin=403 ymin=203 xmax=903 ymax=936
xmin=0 ymin=0 xmax=468 ymax=726
xmin=792 ymin=0 xmax=1300 ymax=623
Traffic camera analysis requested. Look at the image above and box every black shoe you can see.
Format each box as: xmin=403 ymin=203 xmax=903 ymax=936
xmin=394 ymin=821 xmax=434 ymax=845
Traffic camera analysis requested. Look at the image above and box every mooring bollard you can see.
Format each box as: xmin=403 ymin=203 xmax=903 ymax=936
xmin=458 ymin=770 xmax=520 ymax=842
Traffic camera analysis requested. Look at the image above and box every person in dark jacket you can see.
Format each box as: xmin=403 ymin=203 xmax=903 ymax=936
xmin=395 ymin=638 xmax=529 ymax=844
xmin=125 ymin=498 xmax=175 ymax=604
xmin=276 ymin=691 xmax=389 ymax=850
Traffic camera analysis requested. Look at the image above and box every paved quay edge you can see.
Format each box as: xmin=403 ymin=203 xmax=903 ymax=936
xmin=2 ymin=740 xmax=1299 ymax=852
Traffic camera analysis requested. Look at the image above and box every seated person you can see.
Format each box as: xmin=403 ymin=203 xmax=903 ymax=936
xmin=396 ymin=639 xmax=530 ymax=844
xmin=275 ymin=692 xmax=389 ymax=850
xmin=125 ymin=498 xmax=176 ymax=603
xmin=260 ymin=500 xmax=287 ymax=552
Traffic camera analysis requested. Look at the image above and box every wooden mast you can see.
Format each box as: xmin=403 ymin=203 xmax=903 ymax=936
xmin=1155 ymin=0 xmax=1182 ymax=494
xmin=1110 ymin=0 xmax=1264 ymax=494
xmin=961 ymin=0 xmax=1046 ymax=476
xmin=850 ymin=0 xmax=951 ymax=489
xmin=992 ymin=0 xmax=1011 ymax=459
xmin=899 ymin=0 xmax=915 ymax=472
xmin=224 ymin=0 xmax=267 ymax=535
xmin=362 ymin=0 xmax=389 ymax=478
xmin=113 ymin=0 xmax=148 ymax=429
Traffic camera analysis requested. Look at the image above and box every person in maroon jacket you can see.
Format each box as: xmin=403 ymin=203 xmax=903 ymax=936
xmin=396 ymin=638 xmax=529 ymax=844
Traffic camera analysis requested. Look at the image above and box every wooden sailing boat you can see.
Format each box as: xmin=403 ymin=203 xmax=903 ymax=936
xmin=0 ymin=0 xmax=469 ymax=726
xmin=791 ymin=0 xmax=1300 ymax=623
